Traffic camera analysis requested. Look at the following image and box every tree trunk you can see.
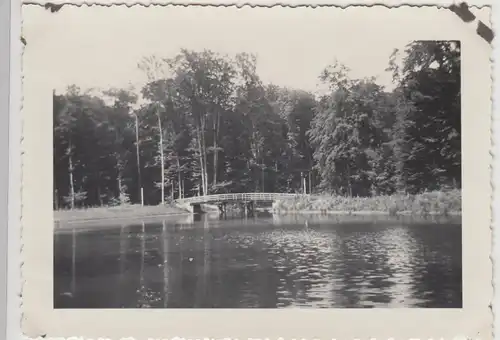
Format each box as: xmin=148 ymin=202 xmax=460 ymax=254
xmin=134 ymin=113 xmax=143 ymax=204
xmin=117 ymin=173 xmax=122 ymax=201
xmin=347 ymin=162 xmax=353 ymax=197
xmin=177 ymin=157 xmax=182 ymax=199
xmin=200 ymin=116 xmax=209 ymax=195
xmin=213 ymin=111 xmax=220 ymax=187
xmin=67 ymin=139 xmax=75 ymax=209
xmin=157 ymin=111 xmax=165 ymax=204
xmin=196 ymin=127 xmax=205 ymax=196
xmin=261 ymin=165 xmax=265 ymax=192
xmin=97 ymin=186 xmax=103 ymax=206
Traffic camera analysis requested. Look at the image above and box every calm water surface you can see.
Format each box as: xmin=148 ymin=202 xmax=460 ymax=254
xmin=54 ymin=213 xmax=462 ymax=308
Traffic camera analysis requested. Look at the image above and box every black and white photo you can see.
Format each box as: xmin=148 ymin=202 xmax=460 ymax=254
xmin=21 ymin=3 xmax=492 ymax=339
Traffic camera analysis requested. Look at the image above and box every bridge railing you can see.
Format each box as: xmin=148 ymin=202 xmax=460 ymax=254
xmin=175 ymin=192 xmax=306 ymax=205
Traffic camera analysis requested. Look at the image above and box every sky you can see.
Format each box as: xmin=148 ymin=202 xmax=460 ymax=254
xmin=22 ymin=5 xmax=489 ymax=97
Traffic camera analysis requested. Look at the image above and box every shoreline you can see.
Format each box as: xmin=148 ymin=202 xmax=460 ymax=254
xmin=55 ymin=212 xmax=191 ymax=224
xmin=54 ymin=205 xmax=461 ymax=229
xmin=54 ymin=190 xmax=462 ymax=228
xmin=271 ymin=209 xmax=461 ymax=216
xmin=54 ymin=205 xmax=191 ymax=225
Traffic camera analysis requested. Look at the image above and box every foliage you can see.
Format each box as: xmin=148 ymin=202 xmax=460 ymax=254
xmin=272 ymin=189 xmax=461 ymax=216
xmin=53 ymin=41 xmax=461 ymax=209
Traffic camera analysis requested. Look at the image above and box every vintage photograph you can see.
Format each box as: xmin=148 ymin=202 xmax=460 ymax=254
xmin=21 ymin=3 xmax=493 ymax=338
xmin=49 ymin=6 xmax=464 ymax=309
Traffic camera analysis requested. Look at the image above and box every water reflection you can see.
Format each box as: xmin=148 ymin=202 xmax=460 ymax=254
xmin=54 ymin=214 xmax=462 ymax=308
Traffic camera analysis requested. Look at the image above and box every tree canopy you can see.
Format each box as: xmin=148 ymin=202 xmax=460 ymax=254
xmin=53 ymin=41 xmax=461 ymax=208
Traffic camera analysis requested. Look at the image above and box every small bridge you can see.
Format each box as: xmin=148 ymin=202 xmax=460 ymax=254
xmin=175 ymin=193 xmax=307 ymax=215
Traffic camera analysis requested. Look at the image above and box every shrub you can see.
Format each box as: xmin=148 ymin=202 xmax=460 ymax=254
xmin=272 ymin=189 xmax=461 ymax=216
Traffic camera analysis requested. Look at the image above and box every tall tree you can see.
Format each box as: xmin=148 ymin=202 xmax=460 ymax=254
xmin=166 ymin=49 xmax=237 ymax=195
xmin=102 ymin=89 xmax=138 ymax=204
xmin=309 ymin=62 xmax=386 ymax=196
xmin=139 ymin=56 xmax=170 ymax=204
xmin=389 ymin=41 xmax=461 ymax=193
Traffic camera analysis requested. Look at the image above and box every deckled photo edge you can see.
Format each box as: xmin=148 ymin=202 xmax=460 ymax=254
xmin=14 ymin=0 xmax=497 ymax=9
xmin=20 ymin=3 xmax=493 ymax=340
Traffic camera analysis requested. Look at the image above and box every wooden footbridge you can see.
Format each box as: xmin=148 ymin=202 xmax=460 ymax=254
xmin=175 ymin=192 xmax=306 ymax=215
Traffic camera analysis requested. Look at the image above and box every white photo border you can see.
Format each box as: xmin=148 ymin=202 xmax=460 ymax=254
xmin=17 ymin=2 xmax=495 ymax=340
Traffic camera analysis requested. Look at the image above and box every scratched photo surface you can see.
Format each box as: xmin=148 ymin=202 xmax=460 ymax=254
xmin=21 ymin=3 xmax=492 ymax=338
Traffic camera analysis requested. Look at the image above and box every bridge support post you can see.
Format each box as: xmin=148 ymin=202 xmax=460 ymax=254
xmin=192 ymin=203 xmax=203 ymax=214
xmin=217 ymin=202 xmax=226 ymax=216
xmin=243 ymin=201 xmax=254 ymax=217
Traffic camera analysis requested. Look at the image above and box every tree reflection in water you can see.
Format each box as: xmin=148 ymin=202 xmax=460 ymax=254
xmin=54 ymin=214 xmax=462 ymax=308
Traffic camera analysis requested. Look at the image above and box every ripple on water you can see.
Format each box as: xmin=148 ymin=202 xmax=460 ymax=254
xmin=54 ymin=219 xmax=462 ymax=308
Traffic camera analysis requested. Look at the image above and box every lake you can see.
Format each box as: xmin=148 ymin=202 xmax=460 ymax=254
xmin=54 ymin=213 xmax=462 ymax=308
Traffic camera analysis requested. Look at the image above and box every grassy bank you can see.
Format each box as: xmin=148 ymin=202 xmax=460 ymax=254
xmin=54 ymin=204 xmax=190 ymax=224
xmin=272 ymin=190 xmax=461 ymax=217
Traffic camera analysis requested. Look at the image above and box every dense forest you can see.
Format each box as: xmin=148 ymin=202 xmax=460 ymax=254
xmin=53 ymin=40 xmax=461 ymax=209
